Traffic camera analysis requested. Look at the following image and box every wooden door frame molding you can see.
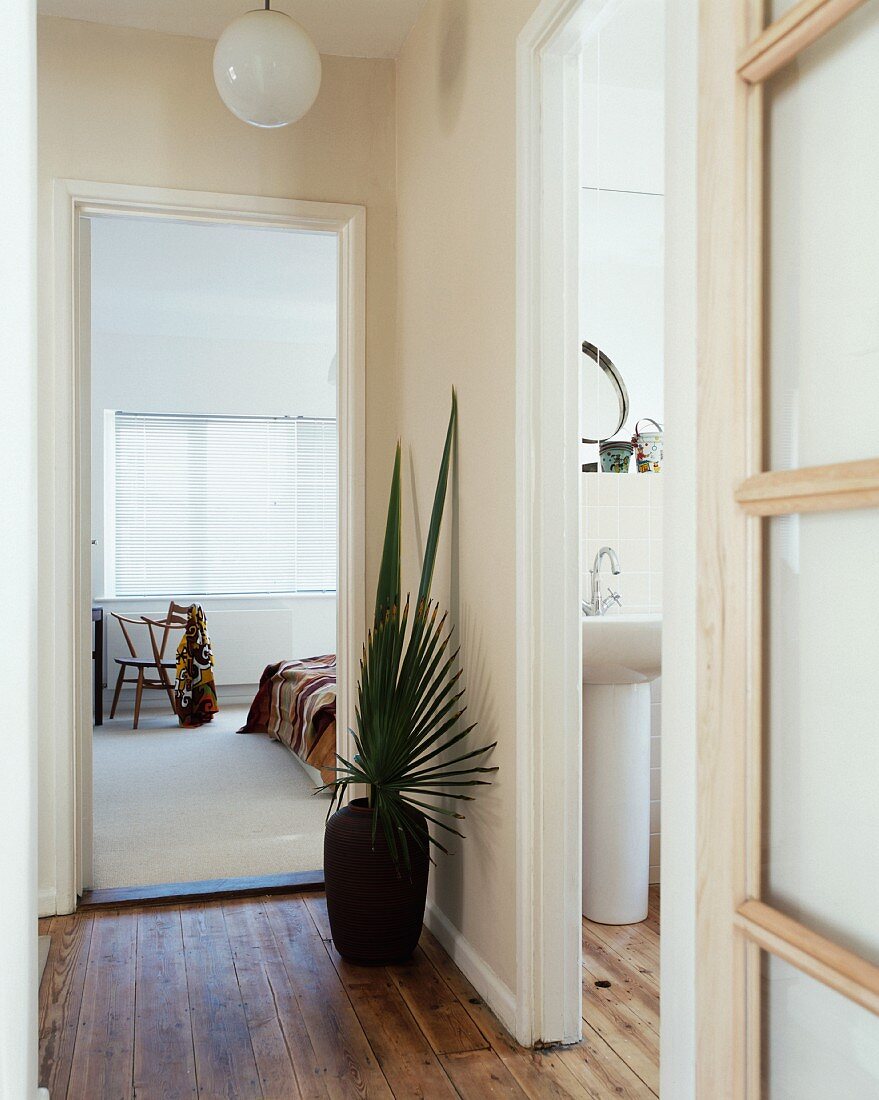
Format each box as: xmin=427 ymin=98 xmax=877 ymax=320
xmin=697 ymin=0 xmax=879 ymax=1093
xmin=695 ymin=4 xmax=754 ymax=1092
xmin=50 ymin=179 xmax=366 ymax=914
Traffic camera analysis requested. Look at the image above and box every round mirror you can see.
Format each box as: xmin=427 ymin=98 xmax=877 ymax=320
xmin=580 ymin=341 xmax=629 ymax=444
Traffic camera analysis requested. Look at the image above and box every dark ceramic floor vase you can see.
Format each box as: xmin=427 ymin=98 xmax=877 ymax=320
xmin=324 ymin=798 xmax=429 ymax=965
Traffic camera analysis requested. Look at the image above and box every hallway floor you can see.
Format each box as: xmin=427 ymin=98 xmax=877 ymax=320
xmin=39 ymin=888 xmax=660 ymax=1098
xmin=582 ymin=887 xmax=660 ymax=1096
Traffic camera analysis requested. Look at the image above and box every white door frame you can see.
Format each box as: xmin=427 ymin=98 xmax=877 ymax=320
xmin=516 ymin=0 xmax=691 ymax=1054
xmin=515 ymin=0 xmax=614 ymax=1047
xmin=51 ymin=179 xmax=366 ymax=911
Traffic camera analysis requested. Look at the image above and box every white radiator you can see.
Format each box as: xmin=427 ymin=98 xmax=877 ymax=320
xmin=100 ymin=599 xmax=336 ymax=691
xmin=203 ymin=610 xmax=295 ymax=684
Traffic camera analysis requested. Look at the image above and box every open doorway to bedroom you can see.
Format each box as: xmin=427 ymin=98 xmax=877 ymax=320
xmin=79 ymin=202 xmax=355 ymax=899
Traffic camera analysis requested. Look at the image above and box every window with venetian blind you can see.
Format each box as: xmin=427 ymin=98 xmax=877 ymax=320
xmin=106 ymin=412 xmax=338 ymax=597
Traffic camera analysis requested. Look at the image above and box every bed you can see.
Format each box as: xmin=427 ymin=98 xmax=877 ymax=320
xmin=238 ymin=654 xmax=338 ymax=787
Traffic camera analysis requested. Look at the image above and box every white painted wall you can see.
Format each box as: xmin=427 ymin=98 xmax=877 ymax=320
xmin=579 ymin=0 xmax=665 ymax=456
xmin=395 ymin=0 xmax=544 ymax=1012
xmin=0 ymin=0 xmax=38 ymax=1095
xmin=89 ymin=215 xmax=338 ymax=700
xmin=38 ymin=16 xmax=397 ymax=915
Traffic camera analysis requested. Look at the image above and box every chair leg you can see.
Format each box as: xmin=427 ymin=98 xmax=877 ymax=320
xmin=109 ymin=665 xmax=126 ymax=720
xmin=133 ymin=669 xmax=145 ymax=730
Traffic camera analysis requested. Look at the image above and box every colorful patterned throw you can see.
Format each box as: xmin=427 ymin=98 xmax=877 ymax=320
xmin=175 ymin=604 xmax=219 ymax=728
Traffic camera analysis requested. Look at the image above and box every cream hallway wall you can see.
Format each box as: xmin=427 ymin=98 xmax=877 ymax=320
xmin=37 ymin=16 xmax=398 ymax=913
xmin=395 ymin=0 xmax=542 ymax=1002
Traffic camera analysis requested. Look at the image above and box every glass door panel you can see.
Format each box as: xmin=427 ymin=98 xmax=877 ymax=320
xmin=762 ymin=952 xmax=879 ymax=1097
xmin=765 ymin=0 xmax=879 ymax=469
xmin=764 ymin=508 xmax=879 ymax=963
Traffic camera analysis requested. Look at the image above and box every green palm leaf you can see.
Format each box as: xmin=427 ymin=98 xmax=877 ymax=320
xmin=323 ymin=391 xmax=496 ymax=870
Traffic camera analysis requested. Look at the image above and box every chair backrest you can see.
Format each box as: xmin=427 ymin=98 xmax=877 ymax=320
xmin=111 ymin=603 xmax=190 ymax=661
xmin=141 ymin=602 xmax=192 ymax=694
xmin=143 ymin=601 xmax=190 ymax=661
xmin=110 ymin=613 xmax=152 ymax=660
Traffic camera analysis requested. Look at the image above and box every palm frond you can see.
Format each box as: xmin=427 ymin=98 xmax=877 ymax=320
xmin=375 ymin=444 xmax=402 ymax=624
xmin=330 ymin=391 xmax=496 ymax=870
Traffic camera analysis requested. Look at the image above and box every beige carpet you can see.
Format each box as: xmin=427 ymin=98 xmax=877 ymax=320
xmin=92 ymin=703 xmax=329 ymax=889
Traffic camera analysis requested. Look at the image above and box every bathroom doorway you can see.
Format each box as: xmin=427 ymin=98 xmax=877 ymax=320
xmin=578 ymin=3 xmax=664 ymax=1094
xmin=515 ymin=0 xmax=682 ymax=1071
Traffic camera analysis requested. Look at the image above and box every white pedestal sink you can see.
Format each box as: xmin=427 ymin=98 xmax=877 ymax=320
xmin=582 ymin=612 xmax=661 ymax=924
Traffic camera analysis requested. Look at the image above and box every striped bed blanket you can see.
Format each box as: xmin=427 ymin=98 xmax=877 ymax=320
xmin=238 ymin=655 xmax=337 ymax=784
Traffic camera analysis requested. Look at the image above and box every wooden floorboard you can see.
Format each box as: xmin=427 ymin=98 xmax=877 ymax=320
xmin=560 ymin=1027 xmax=657 ymax=1099
xmin=38 ymin=886 xmax=661 ymax=1099
xmin=133 ymin=907 xmax=198 ymax=1098
xmin=38 ymin=913 xmax=95 ymax=1100
xmin=181 ymin=903 xmax=262 ymax=1099
xmin=222 ymin=900 xmax=310 ymax=1099
xmin=264 ymin=895 xmax=394 ymax=1099
xmin=440 ymin=1049 xmax=530 ymax=1098
xmin=579 ymin=885 xmax=660 ymax=1098
xmin=67 ymin=908 xmax=138 ymax=1100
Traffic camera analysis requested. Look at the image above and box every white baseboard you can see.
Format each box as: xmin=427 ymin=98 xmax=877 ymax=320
xmin=424 ymin=900 xmax=518 ymax=1038
xmin=38 ymin=888 xmax=56 ymax=918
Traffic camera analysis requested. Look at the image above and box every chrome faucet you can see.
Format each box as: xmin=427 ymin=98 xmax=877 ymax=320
xmin=583 ymin=546 xmax=622 ymax=616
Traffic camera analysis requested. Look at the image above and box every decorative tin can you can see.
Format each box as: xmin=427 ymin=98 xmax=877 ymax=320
xmin=599 ymin=440 xmax=634 ymax=474
xmin=632 ymin=418 xmax=663 ymax=473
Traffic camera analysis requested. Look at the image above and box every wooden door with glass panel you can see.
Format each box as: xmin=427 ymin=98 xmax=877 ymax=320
xmin=700 ymin=0 xmax=879 ymax=1095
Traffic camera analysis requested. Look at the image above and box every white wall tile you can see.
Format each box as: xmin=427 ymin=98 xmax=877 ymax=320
xmin=618 ymin=538 xmax=650 ymax=572
xmin=619 ymin=506 xmax=650 ymax=539
xmin=596 ymin=505 xmax=622 ymax=539
xmin=621 ymin=475 xmax=651 ymax=506
xmin=622 ymin=572 xmax=650 ymax=609
xmin=595 ymin=474 xmax=620 ymax=506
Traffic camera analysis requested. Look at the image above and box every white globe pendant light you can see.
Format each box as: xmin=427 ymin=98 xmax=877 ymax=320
xmin=213 ymin=2 xmax=322 ymax=129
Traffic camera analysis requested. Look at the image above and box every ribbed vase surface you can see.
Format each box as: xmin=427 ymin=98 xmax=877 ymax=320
xmin=324 ymin=798 xmax=429 ymax=964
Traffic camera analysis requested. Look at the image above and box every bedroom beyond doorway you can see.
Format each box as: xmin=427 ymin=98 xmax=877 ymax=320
xmin=77 ymin=201 xmax=357 ymax=899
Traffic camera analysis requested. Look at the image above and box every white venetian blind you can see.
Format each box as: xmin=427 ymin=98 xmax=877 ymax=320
xmin=111 ymin=412 xmax=337 ymax=597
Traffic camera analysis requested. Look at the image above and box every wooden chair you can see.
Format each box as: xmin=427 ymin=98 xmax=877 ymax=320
xmin=108 ymin=603 xmax=188 ymax=728
xmin=142 ymin=602 xmax=192 ymax=707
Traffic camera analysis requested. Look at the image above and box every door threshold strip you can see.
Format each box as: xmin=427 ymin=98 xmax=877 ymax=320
xmin=78 ymin=869 xmax=325 ymax=910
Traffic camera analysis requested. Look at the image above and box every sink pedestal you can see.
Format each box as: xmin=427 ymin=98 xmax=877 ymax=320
xmin=582 ymin=682 xmax=651 ymax=924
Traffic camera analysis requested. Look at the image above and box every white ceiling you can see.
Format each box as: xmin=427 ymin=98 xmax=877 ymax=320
xmin=37 ymin=0 xmax=428 ymax=59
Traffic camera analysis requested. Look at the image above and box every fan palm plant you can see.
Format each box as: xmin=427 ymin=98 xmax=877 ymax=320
xmin=325 ymin=391 xmax=497 ymax=870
